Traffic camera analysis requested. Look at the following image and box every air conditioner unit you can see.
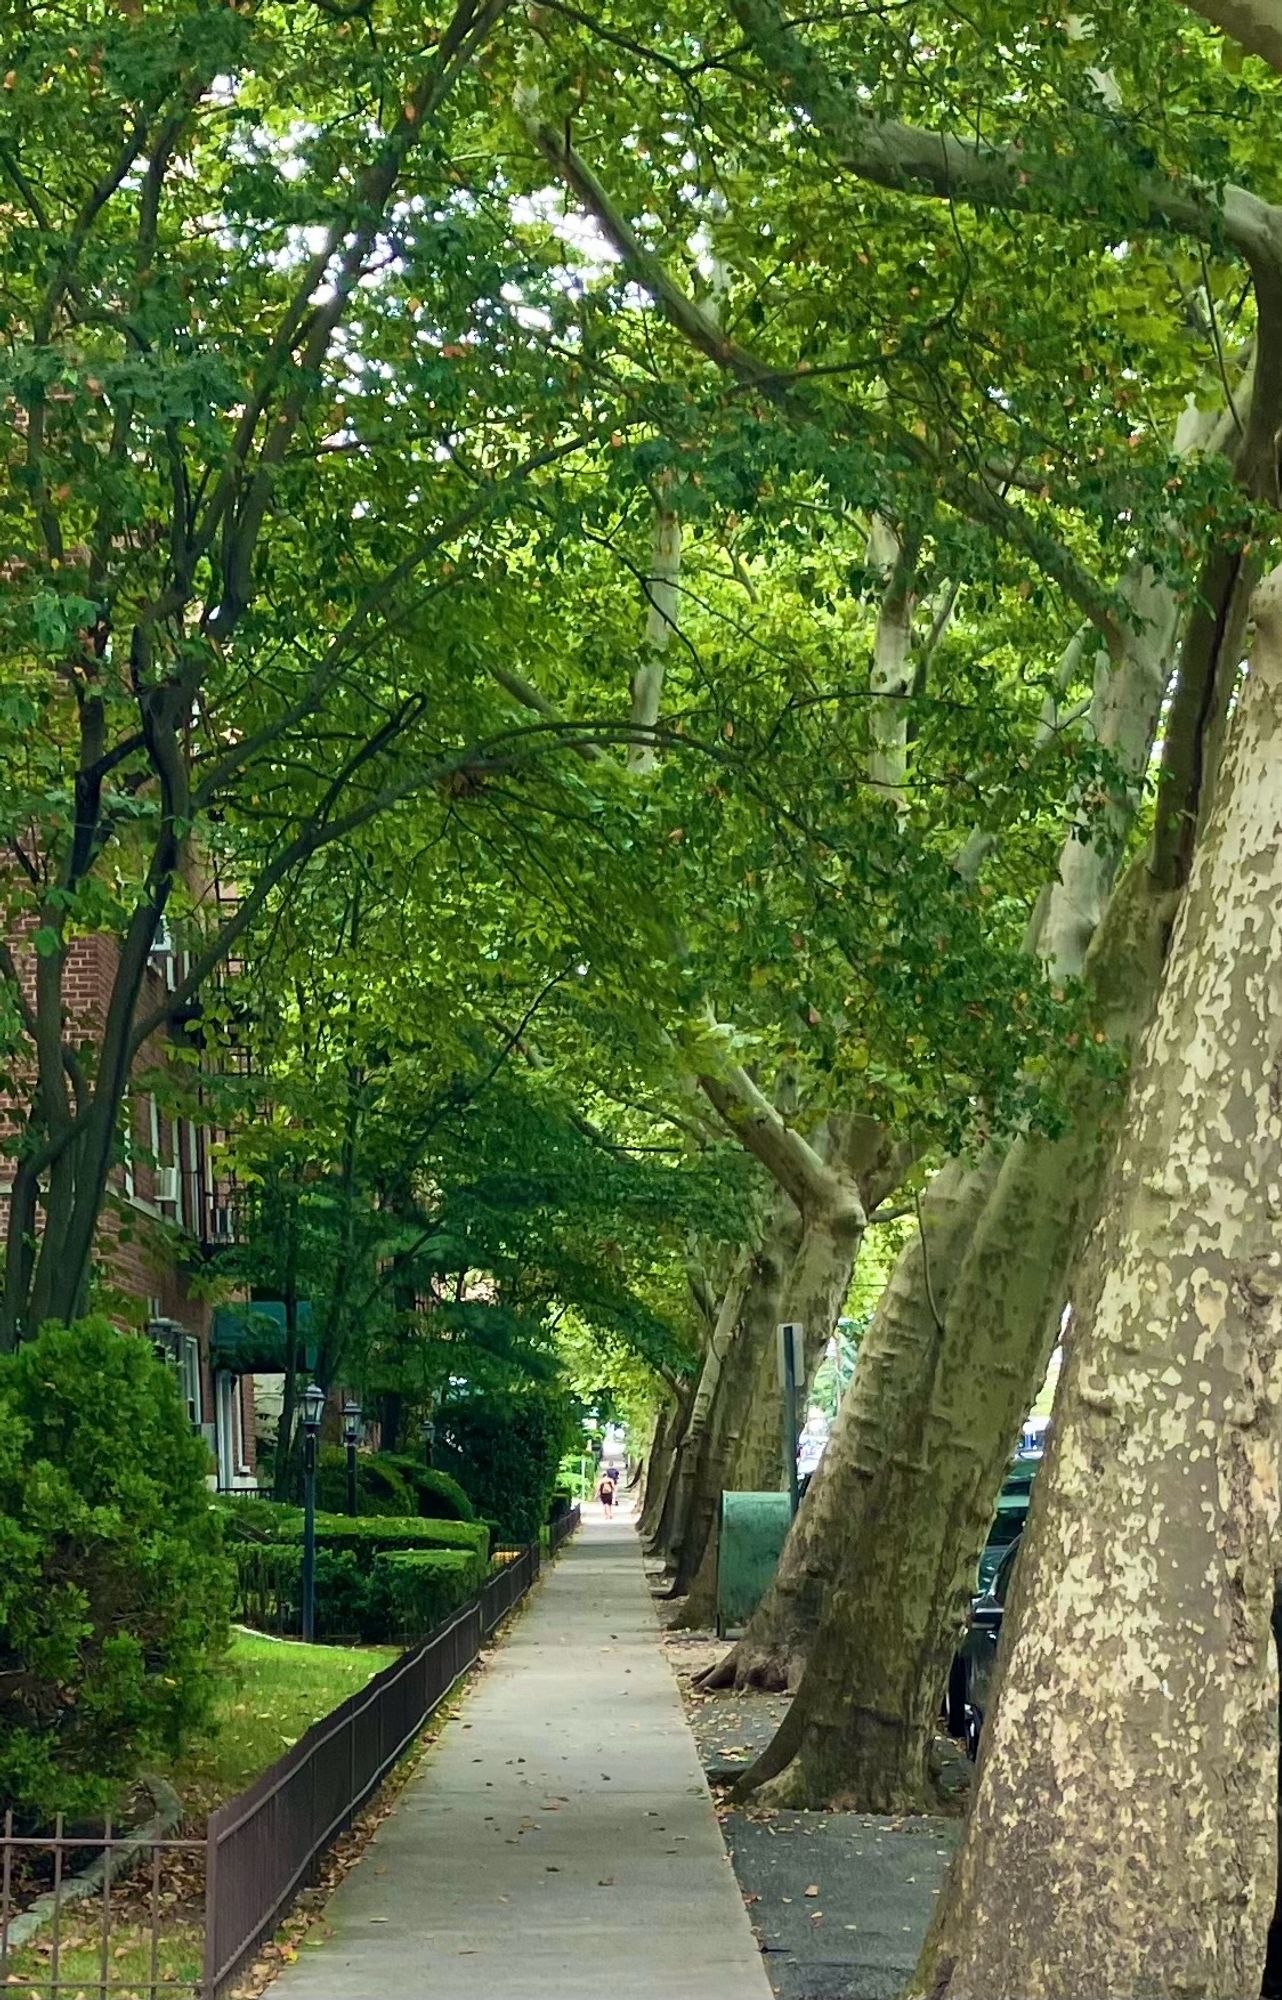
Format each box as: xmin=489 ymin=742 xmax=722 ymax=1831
xmin=154 ymin=1166 xmax=180 ymax=1205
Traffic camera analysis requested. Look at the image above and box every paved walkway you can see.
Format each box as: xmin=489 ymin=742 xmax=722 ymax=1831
xmin=272 ymin=1516 xmax=772 ymax=2000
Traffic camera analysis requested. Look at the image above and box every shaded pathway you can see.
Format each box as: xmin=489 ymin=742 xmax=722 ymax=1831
xmin=271 ymin=1518 xmax=771 ymax=2000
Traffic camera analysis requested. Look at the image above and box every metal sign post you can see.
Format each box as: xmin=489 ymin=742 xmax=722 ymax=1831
xmin=777 ymin=1321 xmax=804 ymax=1517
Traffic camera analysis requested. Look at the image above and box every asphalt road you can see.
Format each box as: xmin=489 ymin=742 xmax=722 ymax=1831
xmin=724 ymin=1808 xmax=959 ymax=2000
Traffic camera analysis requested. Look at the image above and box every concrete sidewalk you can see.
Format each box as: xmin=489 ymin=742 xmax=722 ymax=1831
xmin=270 ymin=1518 xmax=772 ymax=2000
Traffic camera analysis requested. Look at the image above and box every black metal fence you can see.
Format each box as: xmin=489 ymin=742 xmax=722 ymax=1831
xmin=2 ymin=1504 xmax=580 ymax=2000
xmin=0 ymin=1814 xmax=207 ymax=1996
xmin=204 ymin=1598 xmax=482 ymax=1996
xmin=479 ymin=1541 xmax=538 ymax=1637
xmin=548 ymin=1506 xmax=579 ymax=1556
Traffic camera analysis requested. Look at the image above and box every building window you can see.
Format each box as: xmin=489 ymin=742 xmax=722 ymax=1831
xmin=182 ymin=1337 xmax=202 ymax=1429
xmin=215 ymin=1371 xmax=250 ymax=1487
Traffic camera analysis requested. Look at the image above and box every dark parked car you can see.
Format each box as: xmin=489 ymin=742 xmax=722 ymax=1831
xmin=949 ymin=1532 xmax=1020 ymax=1757
xmin=975 ymin=1451 xmax=1040 ymax=1590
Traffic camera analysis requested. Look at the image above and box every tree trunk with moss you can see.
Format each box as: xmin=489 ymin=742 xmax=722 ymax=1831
xmin=916 ymin=563 xmax=1282 ymax=2000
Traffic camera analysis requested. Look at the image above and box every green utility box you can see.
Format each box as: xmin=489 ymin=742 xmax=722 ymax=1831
xmin=715 ymin=1490 xmax=792 ymax=1638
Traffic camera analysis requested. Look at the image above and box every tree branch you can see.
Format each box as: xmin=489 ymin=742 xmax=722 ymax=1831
xmin=730 ymin=0 xmax=1282 ymax=269
xmin=527 ymin=120 xmax=1124 ymax=643
xmin=1181 ymin=0 xmax=1282 ymax=74
xmin=698 ymin=1060 xmax=851 ymax=1217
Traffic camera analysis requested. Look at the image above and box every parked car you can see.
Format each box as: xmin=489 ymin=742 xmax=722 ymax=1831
xmin=975 ymin=1451 xmax=1040 ymax=1590
xmin=950 ymin=1532 xmax=1020 ymax=1757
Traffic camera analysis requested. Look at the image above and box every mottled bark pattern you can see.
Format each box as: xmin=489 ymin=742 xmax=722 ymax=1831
xmin=703 ymin=1153 xmax=992 ymax=1692
xmin=920 ymin=565 xmax=1282 ymax=2000
xmin=664 ymin=1118 xmax=904 ymax=1625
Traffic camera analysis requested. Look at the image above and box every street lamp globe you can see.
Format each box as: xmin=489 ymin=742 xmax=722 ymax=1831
xmin=342 ymin=1398 xmax=363 ymax=1446
xmin=301 ymin=1382 xmax=326 ymax=1434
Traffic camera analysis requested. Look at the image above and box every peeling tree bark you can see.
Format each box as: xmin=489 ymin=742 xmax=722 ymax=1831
xmin=917 ymin=562 xmax=1282 ymax=2000
xmin=866 ymin=515 xmax=918 ymax=800
xmin=628 ymin=491 xmax=680 ymax=776
xmin=701 ymin=1152 xmax=996 ymax=1691
xmin=664 ymin=1114 xmax=909 ymax=1624
xmin=736 ymin=855 xmax=1173 ymax=1808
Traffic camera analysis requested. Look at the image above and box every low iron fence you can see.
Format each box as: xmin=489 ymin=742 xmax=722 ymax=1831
xmin=548 ymin=1505 xmax=578 ymax=1556
xmin=204 ymin=1598 xmax=482 ymax=1996
xmin=0 ymin=1815 xmax=207 ymax=1996
xmin=3 ymin=1506 xmax=581 ymax=2000
xmin=479 ymin=1541 xmax=538 ymax=1638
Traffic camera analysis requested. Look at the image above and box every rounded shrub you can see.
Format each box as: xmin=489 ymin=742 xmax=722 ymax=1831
xmin=0 ymin=1319 xmax=232 ymax=1822
xmin=314 ymin=1446 xmax=410 ymax=1517
xmin=376 ymin=1454 xmax=475 ymax=1522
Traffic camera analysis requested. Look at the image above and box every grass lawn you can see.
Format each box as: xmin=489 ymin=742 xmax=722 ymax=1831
xmin=175 ymin=1628 xmax=399 ymax=1814
xmin=8 ymin=1630 xmax=396 ymax=1999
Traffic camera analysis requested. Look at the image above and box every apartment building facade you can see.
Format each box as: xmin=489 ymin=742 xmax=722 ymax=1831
xmin=7 ymin=919 xmax=259 ymax=1490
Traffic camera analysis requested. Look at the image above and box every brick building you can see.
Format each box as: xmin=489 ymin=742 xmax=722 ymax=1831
xmin=5 ymin=920 xmax=259 ymax=1491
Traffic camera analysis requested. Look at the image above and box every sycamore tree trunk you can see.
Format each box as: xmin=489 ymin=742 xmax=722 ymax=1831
xmin=640 ymin=1392 xmax=688 ymax=1544
xmin=701 ymin=390 xmax=1245 ymax=1735
xmin=665 ymin=1114 xmax=909 ymax=1627
xmin=649 ymin=1229 xmax=769 ymax=1578
xmin=917 ymin=562 xmax=1282 ymax=2000
xmin=670 ymin=1191 xmax=870 ymax=1628
xmin=733 ymin=855 xmax=1174 ymax=1808
xmin=702 ymin=1151 xmax=997 ymax=1690
xmin=659 ymin=1194 xmax=802 ymax=1597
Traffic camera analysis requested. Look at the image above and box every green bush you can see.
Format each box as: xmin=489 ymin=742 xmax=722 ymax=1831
xmin=0 ymin=1320 xmax=231 ymax=1821
xmin=372 ymin=1550 xmax=487 ymax=1640
xmin=314 ymin=1447 xmax=411 ymax=1517
xmin=436 ymin=1386 xmax=575 ymax=1546
xmin=376 ymin=1453 xmax=475 ymax=1522
xmin=230 ymin=1542 xmax=486 ymax=1641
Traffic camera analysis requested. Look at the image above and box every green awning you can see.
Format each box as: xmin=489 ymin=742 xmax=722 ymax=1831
xmin=210 ymin=1301 xmax=316 ymax=1374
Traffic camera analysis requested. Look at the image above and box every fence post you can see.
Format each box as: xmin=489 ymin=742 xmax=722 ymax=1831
xmin=202 ymin=1817 xmax=218 ymax=2000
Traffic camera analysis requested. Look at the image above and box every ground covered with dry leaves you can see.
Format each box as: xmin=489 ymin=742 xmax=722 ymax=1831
xmin=662 ymin=1630 xmax=961 ymax=2000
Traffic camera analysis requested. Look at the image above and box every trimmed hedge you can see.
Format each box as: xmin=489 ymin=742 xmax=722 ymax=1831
xmin=377 ymin=1453 xmax=475 ymax=1522
xmin=216 ymin=1498 xmax=487 ymax=1558
xmin=437 ymin=1386 xmax=574 ymax=1546
xmin=221 ymin=1497 xmax=490 ymax=1640
xmin=375 ymin=1550 xmax=486 ymax=1640
xmin=315 ymin=1447 xmax=413 ymax=1517
xmin=229 ymin=1540 xmax=487 ymax=1641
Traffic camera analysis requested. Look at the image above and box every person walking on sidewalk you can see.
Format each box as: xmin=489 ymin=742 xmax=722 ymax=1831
xmin=597 ymin=1472 xmax=616 ymax=1516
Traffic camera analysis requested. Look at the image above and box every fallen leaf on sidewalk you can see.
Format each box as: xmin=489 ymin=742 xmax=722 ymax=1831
xmin=804 ymin=1885 xmax=819 ymax=1897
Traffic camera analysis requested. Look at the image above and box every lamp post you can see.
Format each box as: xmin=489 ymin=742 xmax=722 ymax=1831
xmin=300 ymin=1382 xmax=326 ymax=1643
xmin=342 ymin=1398 xmax=363 ymax=1516
xmin=419 ymin=1415 xmax=435 ymax=1468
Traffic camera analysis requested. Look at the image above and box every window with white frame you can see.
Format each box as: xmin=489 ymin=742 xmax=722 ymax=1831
xmin=182 ymin=1337 xmax=202 ymax=1428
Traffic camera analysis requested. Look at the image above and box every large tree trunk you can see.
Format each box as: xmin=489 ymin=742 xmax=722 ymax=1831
xmin=638 ymin=1395 xmax=679 ymax=1545
xmin=666 ymin=1115 xmax=909 ymax=1627
xmin=702 ymin=1152 xmax=997 ymax=1690
xmin=649 ymin=1230 xmax=768 ymax=1578
xmin=661 ymin=1195 xmax=802 ymax=1600
xmin=916 ymin=561 xmax=1282 ymax=2000
xmin=669 ymin=1193 xmax=868 ymax=1628
xmin=732 ymin=854 xmax=1174 ymax=1809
